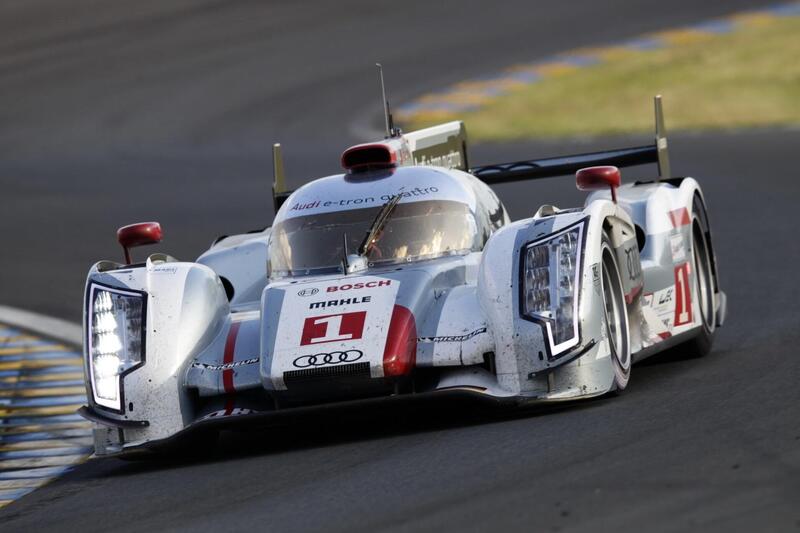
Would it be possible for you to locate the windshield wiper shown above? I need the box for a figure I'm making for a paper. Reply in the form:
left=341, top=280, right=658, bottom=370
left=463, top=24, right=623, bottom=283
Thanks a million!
left=358, top=194, right=401, bottom=257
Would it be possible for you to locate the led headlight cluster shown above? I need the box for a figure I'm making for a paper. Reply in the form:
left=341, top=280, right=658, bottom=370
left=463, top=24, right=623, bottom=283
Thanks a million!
left=522, top=221, right=585, bottom=356
left=87, top=285, right=145, bottom=412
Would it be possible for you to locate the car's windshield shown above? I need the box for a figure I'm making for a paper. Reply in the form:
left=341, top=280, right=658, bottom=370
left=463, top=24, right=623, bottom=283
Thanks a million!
left=269, top=200, right=479, bottom=278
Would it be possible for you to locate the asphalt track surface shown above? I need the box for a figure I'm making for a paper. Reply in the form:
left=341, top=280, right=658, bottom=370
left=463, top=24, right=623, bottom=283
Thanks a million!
left=1, top=1, right=798, bottom=531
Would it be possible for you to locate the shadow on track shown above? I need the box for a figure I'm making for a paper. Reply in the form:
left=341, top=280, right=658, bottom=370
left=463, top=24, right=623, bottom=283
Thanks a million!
left=91, top=341, right=711, bottom=477
left=98, top=395, right=607, bottom=476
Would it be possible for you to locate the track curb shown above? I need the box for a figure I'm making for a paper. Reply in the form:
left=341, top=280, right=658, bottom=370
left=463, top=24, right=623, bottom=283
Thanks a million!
left=0, top=306, right=81, bottom=347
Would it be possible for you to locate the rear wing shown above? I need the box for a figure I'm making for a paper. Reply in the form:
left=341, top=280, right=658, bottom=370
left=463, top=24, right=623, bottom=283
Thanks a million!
left=471, top=95, right=671, bottom=184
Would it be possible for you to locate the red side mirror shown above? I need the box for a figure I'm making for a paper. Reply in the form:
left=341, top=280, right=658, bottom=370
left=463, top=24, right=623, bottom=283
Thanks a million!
left=117, top=222, right=162, bottom=264
left=576, top=166, right=621, bottom=203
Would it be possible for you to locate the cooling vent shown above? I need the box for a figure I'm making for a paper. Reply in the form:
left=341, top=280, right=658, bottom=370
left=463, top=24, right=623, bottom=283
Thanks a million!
left=283, top=362, right=371, bottom=386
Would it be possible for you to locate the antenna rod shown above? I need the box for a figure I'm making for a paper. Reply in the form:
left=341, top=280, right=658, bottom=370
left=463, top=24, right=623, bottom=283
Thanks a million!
left=376, top=63, right=391, bottom=137
left=341, top=232, right=350, bottom=274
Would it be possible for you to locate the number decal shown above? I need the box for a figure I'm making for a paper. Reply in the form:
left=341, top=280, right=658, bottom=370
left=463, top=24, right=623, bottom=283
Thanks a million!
left=624, top=246, right=642, bottom=281
left=300, top=311, right=367, bottom=346
left=674, top=262, right=693, bottom=326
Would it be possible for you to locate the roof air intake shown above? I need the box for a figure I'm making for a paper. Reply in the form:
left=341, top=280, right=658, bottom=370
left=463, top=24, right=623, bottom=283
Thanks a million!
left=341, top=143, right=396, bottom=173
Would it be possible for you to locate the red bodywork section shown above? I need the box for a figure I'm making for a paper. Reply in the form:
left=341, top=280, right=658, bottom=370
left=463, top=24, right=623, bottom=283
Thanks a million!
left=668, top=208, right=691, bottom=228
left=222, top=321, right=241, bottom=394
left=382, top=305, right=417, bottom=377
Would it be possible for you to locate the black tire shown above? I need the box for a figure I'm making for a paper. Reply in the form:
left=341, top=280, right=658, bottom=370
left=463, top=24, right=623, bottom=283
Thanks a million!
left=679, top=213, right=716, bottom=358
left=600, top=234, right=631, bottom=392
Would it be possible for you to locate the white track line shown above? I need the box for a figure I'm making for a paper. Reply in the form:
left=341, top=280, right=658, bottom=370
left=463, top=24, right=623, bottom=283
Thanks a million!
left=0, top=306, right=81, bottom=346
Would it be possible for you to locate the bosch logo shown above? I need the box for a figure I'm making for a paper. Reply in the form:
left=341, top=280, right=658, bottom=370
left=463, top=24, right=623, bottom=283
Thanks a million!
left=297, top=287, right=319, bottom=297
left=292, top=349, right=364, bottom=368
left=326, top=279, right=392, bottom=292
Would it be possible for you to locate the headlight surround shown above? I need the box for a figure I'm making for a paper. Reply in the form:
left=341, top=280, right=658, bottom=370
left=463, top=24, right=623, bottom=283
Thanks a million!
left=86, top=284, right=146, bottom=412
left=521, top=220, right=586, bottom=357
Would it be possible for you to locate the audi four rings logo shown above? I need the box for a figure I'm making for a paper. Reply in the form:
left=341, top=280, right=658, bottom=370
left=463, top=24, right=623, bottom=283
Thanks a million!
left=297, top=287, right=319, bottom=297
left=292, top=349, right=364, bottom=368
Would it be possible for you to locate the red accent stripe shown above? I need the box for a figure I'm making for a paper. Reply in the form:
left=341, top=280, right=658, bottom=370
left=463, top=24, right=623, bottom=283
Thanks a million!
left=223, top=397, right=235, bottom=416
left=673, top=262, right=693, bottom=326
left=668, top=208, right=690, bottom=228
left=382, top=305, right=417, bottom=378
left=657, top=331, right=672, bottom=340
left=222, top=321, right=241, bottom=394
left=624, top=284, right=643, bottom=304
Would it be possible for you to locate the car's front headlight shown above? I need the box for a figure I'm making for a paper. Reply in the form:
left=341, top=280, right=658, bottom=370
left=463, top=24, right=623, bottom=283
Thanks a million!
left=521, top=220, right=586, bottom=356
left=87, top=284, right=146, bottom=412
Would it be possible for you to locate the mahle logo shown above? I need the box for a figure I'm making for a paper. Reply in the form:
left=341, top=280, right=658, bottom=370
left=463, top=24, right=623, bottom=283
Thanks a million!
left=297, top=287, right=319, bottom=297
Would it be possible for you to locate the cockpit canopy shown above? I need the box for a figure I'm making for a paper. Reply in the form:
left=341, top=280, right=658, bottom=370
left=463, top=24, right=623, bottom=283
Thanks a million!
left=268, top=166, right=508, bottom=278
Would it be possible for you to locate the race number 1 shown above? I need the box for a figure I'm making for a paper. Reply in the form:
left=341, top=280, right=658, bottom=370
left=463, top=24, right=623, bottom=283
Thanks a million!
left=300, top=311, right=367, bottom=346
left=674, top=262, right=693, bottom=326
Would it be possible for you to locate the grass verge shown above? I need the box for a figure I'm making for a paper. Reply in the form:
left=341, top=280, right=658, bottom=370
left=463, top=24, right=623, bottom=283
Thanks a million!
left=403, top=16, right=800, bottom=140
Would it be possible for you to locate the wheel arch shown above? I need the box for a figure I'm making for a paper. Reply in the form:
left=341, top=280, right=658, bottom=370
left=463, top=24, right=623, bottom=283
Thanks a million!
left=582, top=198, right=646, bottom=359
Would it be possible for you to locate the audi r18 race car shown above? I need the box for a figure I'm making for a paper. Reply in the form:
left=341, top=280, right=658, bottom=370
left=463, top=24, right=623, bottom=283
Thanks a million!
left=79, top=95, right=726, bottom=457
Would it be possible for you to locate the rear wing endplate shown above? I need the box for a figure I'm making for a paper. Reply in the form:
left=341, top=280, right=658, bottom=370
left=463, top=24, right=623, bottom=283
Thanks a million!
left=272, top=143, right=292, bottom=212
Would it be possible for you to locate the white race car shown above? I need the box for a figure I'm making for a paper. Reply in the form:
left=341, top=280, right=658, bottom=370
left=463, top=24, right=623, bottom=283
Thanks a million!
left=79, top=96, right=726, bottom=457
